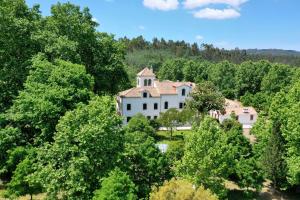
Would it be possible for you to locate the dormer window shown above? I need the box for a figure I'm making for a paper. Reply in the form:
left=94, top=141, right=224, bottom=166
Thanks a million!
left=143, top=92, right=147, bottom=98
left=182, top=89, right=186, bottom=96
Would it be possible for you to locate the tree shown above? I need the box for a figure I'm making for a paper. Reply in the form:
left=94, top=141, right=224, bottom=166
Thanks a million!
left=5, top=56, right=94, bottom=145
left=0, top=127, right=23, bottom=181
left=183, top=60, right=209, bottom=82
left=6, top=148, right=42, bottom=200
left=187, top=81, right=225, bottom=117
left=159, top=108, right=180, bottom=138
left=252, top=92, right=290, bottom=190
left=150, top=178, right=218, bottom=200
left=208, top=61, right=236, bottom=98
left=235, top=60, right=271, bottom=97
left=176, top=117, right=231, bottom=198
left=93, top=168, right=137, bottom=200
left=222, top=119, right=264, bottom=191
left=280, top=81, right=300, bottom=186
left=0, top=0, right=41, bottom=111
left=261, top=64, right=292, bottom=93
left=158, top=58, right=186, bottom=81
left=240, top=92, right=272, bottom=112
left=32, top=96, right=124, bottom=199
left=120, top=131, right=170, bottom=199
left=34, top=2, right=130, bottom=94
left=125, top=113, right=155, bottom=137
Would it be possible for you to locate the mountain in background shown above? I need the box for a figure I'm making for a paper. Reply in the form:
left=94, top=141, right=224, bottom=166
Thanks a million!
left=246, top=49, right=300, bottom=57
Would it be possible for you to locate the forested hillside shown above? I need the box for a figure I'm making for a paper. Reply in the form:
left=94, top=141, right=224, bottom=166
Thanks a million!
left=122, top=36, right=300, bottom=77
left=0, top=1, right=300, bottom=200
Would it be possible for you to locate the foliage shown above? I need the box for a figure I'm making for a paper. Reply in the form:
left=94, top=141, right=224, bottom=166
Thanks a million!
left=187, top=81, right=225, bottom=116
left=150, top=178, right=218, bottom=200
left=176, top=117, right=231, bottom=198
left=5, top=56, right=94, bottom=145
left=6, top=147, right=42, bottom=199
left=207, top=61, right=236, bottom=98
left=158, top=58, right=186, bottom=81
left=120, top=131, right=171, bottom=199
left=93, top=168, right=137, bottom=200
left=222, top=119, right=264, bottom=191
left=183, top=60, right=209, bottom=82
left=0, top=127, right=23, bottom=181
left=32, top=96, right=124, bottom=199
left=159, top=108, right=181, bottom=138
left=240, top=92, right=272, bottom=112
left=0, top=0, right=41, bottom=111
left=125, top=113, right=155, bottom=137
left=261, top=63, right=292, bottom=93
left=235, top=60, right=271, bottom=97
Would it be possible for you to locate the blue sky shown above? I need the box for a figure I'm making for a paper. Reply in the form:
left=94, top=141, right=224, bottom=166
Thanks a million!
left=25, top=0, right=300, bottom=50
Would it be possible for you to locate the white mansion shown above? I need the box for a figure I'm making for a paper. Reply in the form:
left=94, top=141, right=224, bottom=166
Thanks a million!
left=117, top=67, right=194, bottom=124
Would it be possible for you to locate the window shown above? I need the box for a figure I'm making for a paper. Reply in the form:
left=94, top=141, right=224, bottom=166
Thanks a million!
left=154, top=103, right=158, bottom=110
left=127, top=117, right=131, bottom=122
left=154, top=116, right=158, bottom=120
left=127, top=104, right=131, bottom=111
left=164, top=101, right=168, bottom=109
left=144, top=79, right=147, bottom=86
left=182, top=89, right=186, bottom=96
left=147, top=116, right=151, bottom=120
left=250, top=114, right=254, bottom=120
left=236, top=115, right=239, bottom=121
left=143, top=103, right=147, bottom=110
left=179, top=102, right=183, bottom=109
left=148, top=79, right=152, bottom=86
left=143, top=92, right=147, bottom=98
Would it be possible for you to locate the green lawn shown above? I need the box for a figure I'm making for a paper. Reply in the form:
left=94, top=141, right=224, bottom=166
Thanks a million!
left=155, top=130, right=193, bottom=150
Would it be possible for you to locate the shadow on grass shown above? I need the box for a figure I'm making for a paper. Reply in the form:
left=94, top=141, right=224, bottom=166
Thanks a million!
left=228, top=189, right=300, bottom=200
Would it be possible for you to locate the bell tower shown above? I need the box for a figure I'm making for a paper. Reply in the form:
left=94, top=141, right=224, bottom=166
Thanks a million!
left=136, top=67, right=155, bottom=87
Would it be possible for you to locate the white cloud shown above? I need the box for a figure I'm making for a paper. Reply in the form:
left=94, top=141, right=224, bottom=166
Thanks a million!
left=183, top=0, right=248, bottom=9
left=138, top=25, right=146, bottom=30
left=143, top=0, right=179, bottom=11
left=196, top=35, right=204, bottom=40
left=193, top=8, right=240, bottom=19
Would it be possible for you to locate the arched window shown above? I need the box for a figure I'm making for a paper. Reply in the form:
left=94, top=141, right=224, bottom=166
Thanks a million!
left=144, top=79, right=147, bottom=86
left=182, top=89, right=186, bottom=96
left=148, top=79, right=152, bottom=86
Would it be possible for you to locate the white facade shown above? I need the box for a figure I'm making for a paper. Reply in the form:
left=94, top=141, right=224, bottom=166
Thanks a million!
left=210, top=99, right=258, bottom=128
left=117, top=68, right=194, bottom=124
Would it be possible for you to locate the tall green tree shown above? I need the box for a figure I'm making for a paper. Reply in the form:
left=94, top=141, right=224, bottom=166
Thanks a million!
left=5, top=56, right=94, bottom=145
left=235, top=60, right=271, bottom=97
left=176, top=117, right=231, bottom=198
left=125, top=113, right=155, bottom=137
left=187, top=81, right=225, bottom=117
left=182, top=60, right=209, bottom=82
left=38, top=2, right=130, bottom=94
left=208, top=61, right=236, bottom=98
left=32, top=96, right=124, bottom=199
left=0, top=0, right=41, bottom=111
left=159, top=108, right=180, bottom=138
left=280, top=81, right=300, bottom=186
left=261, top=63, right=292, bottom=93
left=120, top=131, right=170, bottom=199
left=158, top=58, right=186, bottom=81
left=6, top=147, right=42, bottom=200
left=93, top=168, right=137, bottom=200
